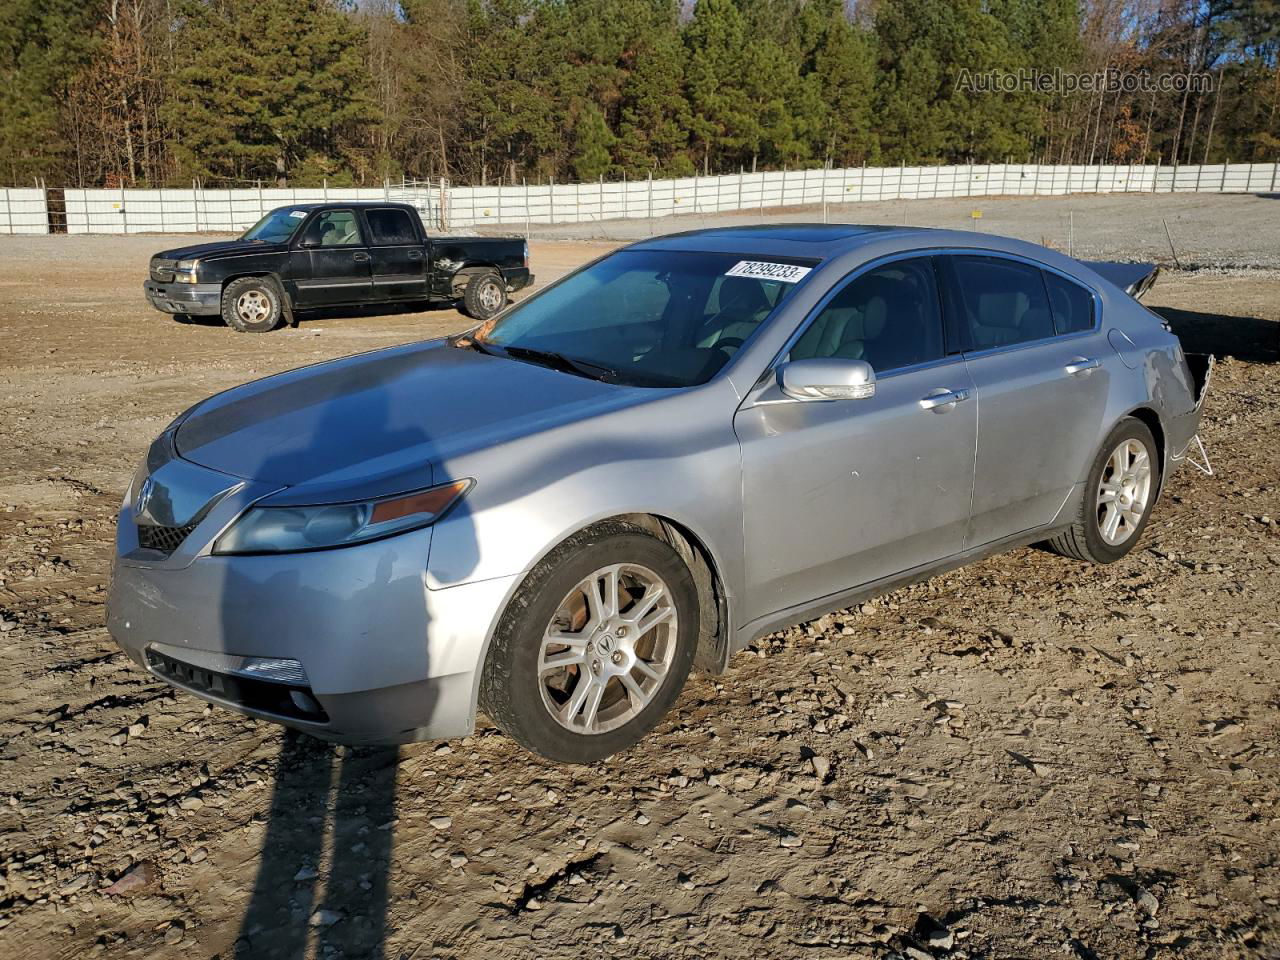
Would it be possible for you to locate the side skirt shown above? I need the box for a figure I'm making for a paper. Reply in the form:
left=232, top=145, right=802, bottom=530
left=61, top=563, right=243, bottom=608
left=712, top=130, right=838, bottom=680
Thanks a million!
left=731, top=523, right=1072, bottom=653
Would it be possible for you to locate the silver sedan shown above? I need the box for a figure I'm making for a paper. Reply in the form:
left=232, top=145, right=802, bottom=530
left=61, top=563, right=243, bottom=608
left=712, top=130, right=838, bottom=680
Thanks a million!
left=108, top=225, right=1210, bottom=762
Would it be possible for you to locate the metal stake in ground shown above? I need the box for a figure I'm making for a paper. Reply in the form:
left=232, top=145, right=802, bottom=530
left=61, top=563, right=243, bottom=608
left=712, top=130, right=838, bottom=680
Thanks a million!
left=1162, top=218, right=1183, bottom=270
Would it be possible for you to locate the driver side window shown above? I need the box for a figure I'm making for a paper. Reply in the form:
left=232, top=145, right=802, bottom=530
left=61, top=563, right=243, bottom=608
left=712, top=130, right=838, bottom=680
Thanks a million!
left=790, top=258, right=945, bottom=373
left=304, top=210, right=363, bottom=247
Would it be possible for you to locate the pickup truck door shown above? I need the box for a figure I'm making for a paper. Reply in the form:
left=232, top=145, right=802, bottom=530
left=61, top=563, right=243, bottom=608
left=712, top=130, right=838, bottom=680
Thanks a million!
left=291, top=209, right=374, bottom=307
left=361, top=207, right=430, bottom=300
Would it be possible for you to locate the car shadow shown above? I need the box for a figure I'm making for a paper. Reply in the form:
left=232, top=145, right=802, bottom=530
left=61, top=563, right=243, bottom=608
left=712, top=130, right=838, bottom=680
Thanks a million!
left=234, top=736, right=400, bottom=959
left=172, top=299, right=462, bottom=331
left=213, top=362, right=481, bottom=958
left=1149, top=305, right=1279, bottom=364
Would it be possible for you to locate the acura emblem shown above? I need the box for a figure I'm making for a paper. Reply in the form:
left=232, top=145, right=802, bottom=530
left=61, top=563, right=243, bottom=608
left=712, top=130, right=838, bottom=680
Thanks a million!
left=134, top=476, right=156, bottom=518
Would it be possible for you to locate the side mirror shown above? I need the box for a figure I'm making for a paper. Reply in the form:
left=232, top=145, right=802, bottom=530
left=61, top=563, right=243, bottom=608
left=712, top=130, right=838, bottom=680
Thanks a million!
left=778, top=358, right=877, bottom=401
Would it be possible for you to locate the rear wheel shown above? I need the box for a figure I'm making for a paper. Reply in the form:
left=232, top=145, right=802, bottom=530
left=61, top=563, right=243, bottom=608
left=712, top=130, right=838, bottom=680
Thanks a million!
left=479, top=522, right=698, bottom=763
left=1045, top=418, right=1159, bottom=563
left=221, top=276, right=284, bottom=333
left=461, top=271, right=507, bottom=321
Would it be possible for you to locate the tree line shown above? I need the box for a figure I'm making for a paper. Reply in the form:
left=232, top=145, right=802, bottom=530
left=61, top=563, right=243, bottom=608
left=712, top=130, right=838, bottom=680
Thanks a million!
left=1, top=0, right=1276, bottom=188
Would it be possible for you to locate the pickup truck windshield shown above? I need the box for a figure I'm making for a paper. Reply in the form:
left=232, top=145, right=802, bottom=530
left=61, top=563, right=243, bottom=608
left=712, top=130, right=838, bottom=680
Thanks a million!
left=471, top=249, right=815, bottom=387
left=242, top=208, right=307, bottom=243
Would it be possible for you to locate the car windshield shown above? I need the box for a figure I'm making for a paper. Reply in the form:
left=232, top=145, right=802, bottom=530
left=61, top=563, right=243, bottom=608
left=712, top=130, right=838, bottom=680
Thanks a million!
left=242, top=207, right=307, bottom=243
left=468, top=249, right=815, bottom=387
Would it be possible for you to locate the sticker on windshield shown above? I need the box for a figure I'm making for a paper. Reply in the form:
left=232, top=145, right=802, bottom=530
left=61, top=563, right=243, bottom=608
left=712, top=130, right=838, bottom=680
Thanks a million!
left=725, top=260, right=812, bottom=283
left=288, top=210, right=306, bottom=218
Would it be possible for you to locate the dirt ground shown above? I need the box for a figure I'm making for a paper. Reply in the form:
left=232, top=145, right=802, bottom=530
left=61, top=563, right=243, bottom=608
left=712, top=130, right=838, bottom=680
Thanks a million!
left=0, top=227, right=1277, bottom=960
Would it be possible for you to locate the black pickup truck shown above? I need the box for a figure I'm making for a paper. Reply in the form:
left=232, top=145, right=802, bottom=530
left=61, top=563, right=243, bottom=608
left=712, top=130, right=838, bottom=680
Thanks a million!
left=143, top=202, right=533, bottom=332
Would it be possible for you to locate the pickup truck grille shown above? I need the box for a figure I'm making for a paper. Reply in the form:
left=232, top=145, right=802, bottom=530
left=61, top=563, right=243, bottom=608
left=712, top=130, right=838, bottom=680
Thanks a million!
left=137, top=521, right=197, bottom=555
left=150, top=258, right=177, bottom=282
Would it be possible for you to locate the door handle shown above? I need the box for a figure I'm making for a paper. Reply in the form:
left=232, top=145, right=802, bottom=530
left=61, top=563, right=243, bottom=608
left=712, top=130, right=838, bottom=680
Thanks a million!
left=352, top=251, right=370, bottom=262
left=407, top=250, right=423, bottom=260
left=919, top=387, right=971, bottom=412
left=1064, top=356, right=1100, bottom=376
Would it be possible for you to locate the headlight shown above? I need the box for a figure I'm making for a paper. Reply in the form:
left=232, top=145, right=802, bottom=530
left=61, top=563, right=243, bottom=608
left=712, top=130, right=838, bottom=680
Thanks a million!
left=174, top=259, right=199, bottom=283
left=212, top=479, right=472, bottom=555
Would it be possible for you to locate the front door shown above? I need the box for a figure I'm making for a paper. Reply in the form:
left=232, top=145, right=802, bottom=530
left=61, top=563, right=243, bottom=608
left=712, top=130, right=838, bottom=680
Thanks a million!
left=292, top=209, right=374, bottom=307
left=735, top=257, right=977, bottom=626
left=362, top=207, right=429, bottom=300
left=939, top=254, right=1111, bottom=546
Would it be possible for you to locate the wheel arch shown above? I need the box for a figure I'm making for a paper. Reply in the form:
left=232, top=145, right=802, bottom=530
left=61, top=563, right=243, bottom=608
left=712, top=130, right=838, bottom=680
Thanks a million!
left=467, top=509, right=732, bottom=728
left=449, top=262, right=502, bottom=296
left=1121, top=405, right=1167, bottom=493
left=220, top=272, right=295, bottom=325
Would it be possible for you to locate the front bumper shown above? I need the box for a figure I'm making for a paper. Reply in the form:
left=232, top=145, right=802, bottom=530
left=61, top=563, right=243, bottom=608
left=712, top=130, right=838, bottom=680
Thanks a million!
left=143, top=280, right=222, bottom=316
left=108, top=522, right=519, bottom=744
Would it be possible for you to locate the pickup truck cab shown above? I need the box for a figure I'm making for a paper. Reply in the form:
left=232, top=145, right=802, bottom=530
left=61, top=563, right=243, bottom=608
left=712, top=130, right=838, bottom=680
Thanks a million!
left=143, top=202, right=533, bottom=332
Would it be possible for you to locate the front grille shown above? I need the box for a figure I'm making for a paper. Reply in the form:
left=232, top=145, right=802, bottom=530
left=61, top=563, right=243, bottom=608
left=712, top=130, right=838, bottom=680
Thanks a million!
left=146, top=649, right=329, bottom=724
left=136, top=521, right=197, bottom=555
left=150, top=258, right=176, bottom=282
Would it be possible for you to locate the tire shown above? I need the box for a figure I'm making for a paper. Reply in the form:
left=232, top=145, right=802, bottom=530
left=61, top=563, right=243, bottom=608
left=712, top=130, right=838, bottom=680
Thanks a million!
left=1045, top=417, right=1160, bottom=564
left=221, top=276, right=285, bottom=333
left=479, top=521, right=699, bottom=763
left=461, top=271, right=507, bottom=321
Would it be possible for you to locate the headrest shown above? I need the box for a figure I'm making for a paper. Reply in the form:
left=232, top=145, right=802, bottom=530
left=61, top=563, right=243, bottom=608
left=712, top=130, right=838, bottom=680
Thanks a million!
left=717, top=276, right=771, bottom=315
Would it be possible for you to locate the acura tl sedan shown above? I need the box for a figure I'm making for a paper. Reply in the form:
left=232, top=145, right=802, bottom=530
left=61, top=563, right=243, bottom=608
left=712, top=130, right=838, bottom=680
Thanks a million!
left=108, top=225, right=1210, bottom=762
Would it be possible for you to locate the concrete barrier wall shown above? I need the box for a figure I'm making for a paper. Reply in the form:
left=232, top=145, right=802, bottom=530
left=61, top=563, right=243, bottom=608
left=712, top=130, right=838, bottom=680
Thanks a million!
left=3, top=163, right=1277, bottom=235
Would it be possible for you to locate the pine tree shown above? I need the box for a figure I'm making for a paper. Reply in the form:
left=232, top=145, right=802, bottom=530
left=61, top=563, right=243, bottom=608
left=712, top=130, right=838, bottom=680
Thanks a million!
left=165, top=0, right=375, bottom=184
left=0, top=0, right=100, bottom=183
left=874, top=0, right=1019, bottom=163
left=570, top=100, right=615, bottom=180
left=683, top=0, right=753, bottom=173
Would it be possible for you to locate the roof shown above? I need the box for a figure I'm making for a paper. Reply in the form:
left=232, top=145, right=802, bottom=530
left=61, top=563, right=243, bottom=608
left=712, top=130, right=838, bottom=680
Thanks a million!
left=631, top=223, right=937, bottom=258
left=273, top=201, right=419, bottom=211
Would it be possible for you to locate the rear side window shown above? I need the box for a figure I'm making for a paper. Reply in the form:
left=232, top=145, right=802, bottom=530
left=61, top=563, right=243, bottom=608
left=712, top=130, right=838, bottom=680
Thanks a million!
left=1043, top=270, right=1095, bottom=335
left=365, top=208, right=417, bottom=245
left=949, top=255, right=1055, bottom=350
left=790, top=258, right=944, bottom=373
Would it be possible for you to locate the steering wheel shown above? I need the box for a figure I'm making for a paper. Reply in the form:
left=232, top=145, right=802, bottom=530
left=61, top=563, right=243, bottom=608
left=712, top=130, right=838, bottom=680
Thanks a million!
left=713, top=336, right=746, bottom=354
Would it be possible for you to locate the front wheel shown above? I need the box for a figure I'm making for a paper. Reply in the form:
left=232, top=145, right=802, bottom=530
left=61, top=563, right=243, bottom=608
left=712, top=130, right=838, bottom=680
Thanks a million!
left=460, top=271, right=507, bottom=321
left=221, top=276, right=284, bottom=333
left=1045, top=418, right=1160, bottom=563
left=479, top=522, right=698, bottom=763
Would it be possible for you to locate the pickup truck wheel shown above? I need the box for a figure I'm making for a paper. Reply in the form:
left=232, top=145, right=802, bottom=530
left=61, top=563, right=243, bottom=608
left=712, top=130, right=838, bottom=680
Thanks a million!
left=222, top=277, right=284, bottom=333
left=461, top=271, right=507, bottom=321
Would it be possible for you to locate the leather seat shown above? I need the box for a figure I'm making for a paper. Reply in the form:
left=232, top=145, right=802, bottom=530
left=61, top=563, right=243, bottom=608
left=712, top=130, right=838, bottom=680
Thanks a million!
left=697, top=277, right=774, bottom=349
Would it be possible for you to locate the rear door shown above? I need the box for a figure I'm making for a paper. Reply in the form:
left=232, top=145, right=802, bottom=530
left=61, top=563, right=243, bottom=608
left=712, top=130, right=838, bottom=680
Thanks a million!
left=362, top=207, right=429, bottom=300
left=734, top=256, right=977, bottom=624
left=292, top=209, right=373, bottom=307
left=940, top=254, right=1110, bottom=547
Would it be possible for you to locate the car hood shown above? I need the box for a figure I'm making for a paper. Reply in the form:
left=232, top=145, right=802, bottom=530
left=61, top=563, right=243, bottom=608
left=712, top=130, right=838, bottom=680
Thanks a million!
left=174, top=340, right=651, bottom=503
left=153, top=238, right=287, bottom=260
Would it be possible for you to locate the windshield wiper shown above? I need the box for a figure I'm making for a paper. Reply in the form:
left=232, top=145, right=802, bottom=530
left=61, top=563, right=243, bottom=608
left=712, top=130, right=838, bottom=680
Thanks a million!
left=500, top=345, right=621, bottom=383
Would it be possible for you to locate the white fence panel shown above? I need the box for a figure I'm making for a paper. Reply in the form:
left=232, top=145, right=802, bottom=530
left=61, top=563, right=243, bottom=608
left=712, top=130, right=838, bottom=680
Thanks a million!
left=0, top=188, right=49, bottom=234
left=13, top=161, right=1278, bottom=234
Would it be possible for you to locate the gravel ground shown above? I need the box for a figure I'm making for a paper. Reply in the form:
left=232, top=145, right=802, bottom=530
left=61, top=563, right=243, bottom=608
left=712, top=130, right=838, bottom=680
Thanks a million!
left=0, top=224, right=1277, bottom=960
left=516, top=192, right=1280, bottom=270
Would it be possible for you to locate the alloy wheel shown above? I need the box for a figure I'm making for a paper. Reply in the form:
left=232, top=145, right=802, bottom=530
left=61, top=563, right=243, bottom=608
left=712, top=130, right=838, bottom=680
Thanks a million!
left=478, top=280, right=503, bottom=313
left=538, top=562, right=678, bottom=735
left=235, top=289, right=272, bottom=324
left=1096, top=437, right=1152, bottom=545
